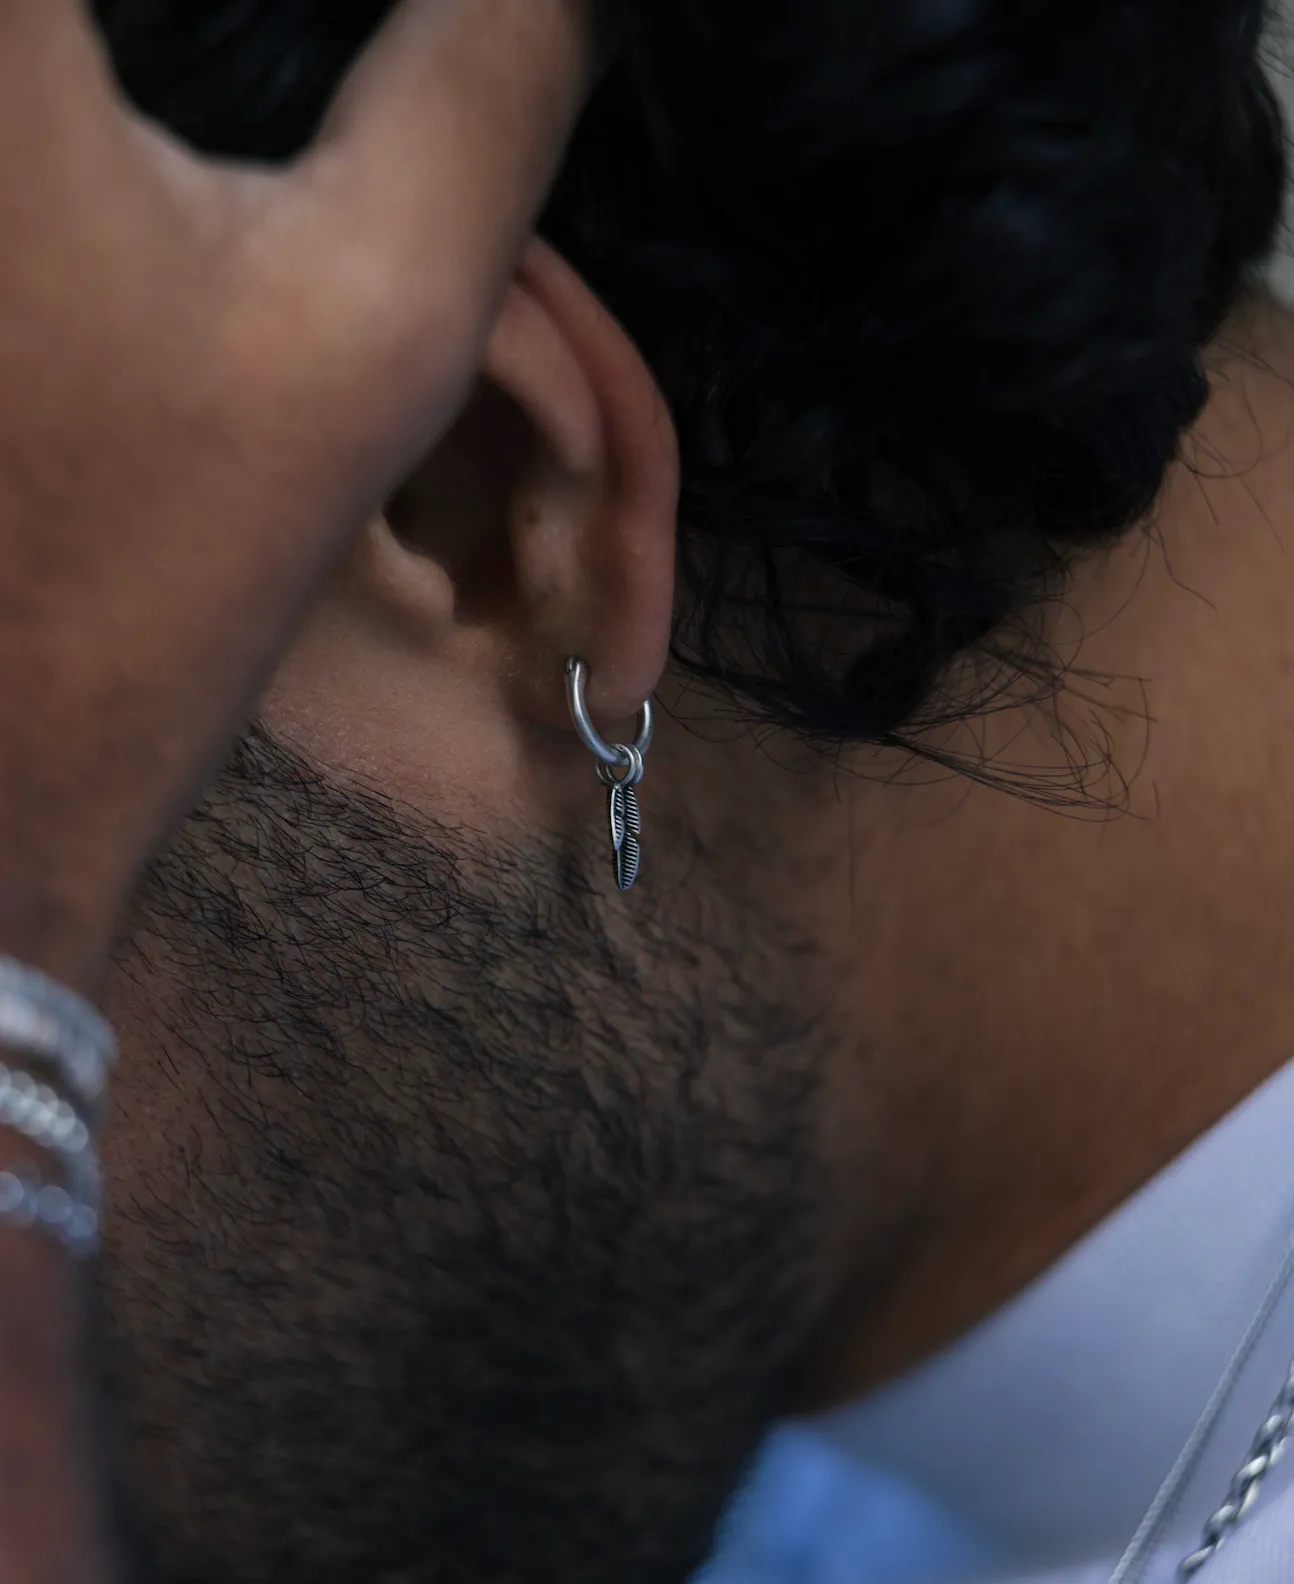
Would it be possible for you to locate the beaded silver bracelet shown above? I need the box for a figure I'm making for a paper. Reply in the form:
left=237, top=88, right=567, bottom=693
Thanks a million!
left=0, top=1162, right=98, bottom=1256
left=0, top=957, right=116, bottom=1116
left=0, top=1059, right=100, bottom=1257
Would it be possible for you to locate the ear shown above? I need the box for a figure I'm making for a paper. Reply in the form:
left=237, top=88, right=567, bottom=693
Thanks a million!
left=258, top=238, right=679, bottom=812
left=484, top=238, right=681, bottom=730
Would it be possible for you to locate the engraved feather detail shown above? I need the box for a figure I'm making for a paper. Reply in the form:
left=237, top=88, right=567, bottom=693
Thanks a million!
left=607, top=781, right=642, bottom=891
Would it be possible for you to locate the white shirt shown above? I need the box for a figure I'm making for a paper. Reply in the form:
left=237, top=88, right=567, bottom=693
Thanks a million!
left=704, top=1060, right=1294, bottom=1583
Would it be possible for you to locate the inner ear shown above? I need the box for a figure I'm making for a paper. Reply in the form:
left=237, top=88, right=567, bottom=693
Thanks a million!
left=384, top=381, right=538, bottom=622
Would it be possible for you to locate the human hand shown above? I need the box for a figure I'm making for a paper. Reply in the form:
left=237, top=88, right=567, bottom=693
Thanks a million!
left=0, top=0, right=591, bottom=993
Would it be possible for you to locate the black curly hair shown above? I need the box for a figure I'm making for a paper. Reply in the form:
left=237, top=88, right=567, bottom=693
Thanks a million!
left=94, top=0, right=1287, bottom=751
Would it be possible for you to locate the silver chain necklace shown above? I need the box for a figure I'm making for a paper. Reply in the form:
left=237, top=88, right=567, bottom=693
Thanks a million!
left=1109, top=1228, right=1294, bottom=1584
left=1177, top=1358, right=1294, bottom=1576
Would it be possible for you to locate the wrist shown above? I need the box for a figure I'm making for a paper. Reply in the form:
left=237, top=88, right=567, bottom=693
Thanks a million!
left=0, top=882, right=120, bottom=1002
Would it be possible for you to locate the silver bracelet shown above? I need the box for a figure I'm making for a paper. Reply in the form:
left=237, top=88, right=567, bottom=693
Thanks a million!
left=0, top=1059, right=100, bottom=1257
left=0, top=1161, right=98, bottom=1256
left=0, top=956, right=116, bottom=1116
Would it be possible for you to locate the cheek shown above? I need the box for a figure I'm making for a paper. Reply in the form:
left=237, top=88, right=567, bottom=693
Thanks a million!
left=256, top=590, right=588, bottom=852
left=258, top=649, right=526, bottom=840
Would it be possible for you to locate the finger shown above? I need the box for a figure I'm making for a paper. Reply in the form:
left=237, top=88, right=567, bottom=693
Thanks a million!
left=0, top=2, right=83, bottom=43
left=0, top=3, right=125, bottom=124
left=298, top=0, right=594, bottom=314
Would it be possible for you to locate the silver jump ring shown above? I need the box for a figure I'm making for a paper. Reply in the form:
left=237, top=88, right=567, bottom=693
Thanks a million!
left=596, top=744, right=644, bottom=790
left=564, top=658, right=653, bottom=770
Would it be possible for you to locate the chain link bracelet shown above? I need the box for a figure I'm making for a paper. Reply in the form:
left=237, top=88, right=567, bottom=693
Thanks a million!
left=0, top=955, right=113, bottom=1259
left=0, top=957, right=116, bottom=1116
left=0, top=1161, right=98, bottom=1256
left=0, top=1073, right=101, bottom=1272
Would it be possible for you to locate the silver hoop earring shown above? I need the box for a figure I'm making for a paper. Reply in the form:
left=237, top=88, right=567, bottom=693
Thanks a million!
left=565, top=658, right=653, bottom=892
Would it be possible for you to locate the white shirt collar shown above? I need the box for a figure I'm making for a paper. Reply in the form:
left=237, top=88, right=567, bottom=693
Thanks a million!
left=812, top=1059, right=1294, bottom=1580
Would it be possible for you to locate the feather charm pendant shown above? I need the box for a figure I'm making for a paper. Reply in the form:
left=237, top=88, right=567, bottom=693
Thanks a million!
left=607, top=780, right=643, bottom=891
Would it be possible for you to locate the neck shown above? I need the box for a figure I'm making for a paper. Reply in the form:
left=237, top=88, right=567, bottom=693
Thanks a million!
left=797, top=291, right=1294, bottom=1406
